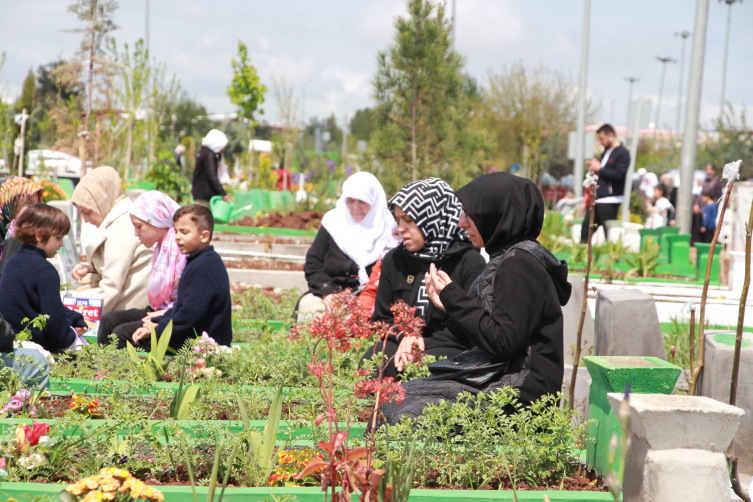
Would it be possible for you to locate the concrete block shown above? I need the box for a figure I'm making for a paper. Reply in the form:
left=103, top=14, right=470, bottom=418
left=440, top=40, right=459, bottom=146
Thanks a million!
left=702, top=330, right=753, bottom=472
left=561, top=363, right=591, bottom=420
left=608, top=393, right=744, bottom=502
left=214, top=241, right=310, bottom=256
left=584, top=356, right=681, bottom=476
left=562, top=275, right=595, bottom=364
left=226, top=268, right=307, bottom=291
left=595, top=289, right=667, bottom=360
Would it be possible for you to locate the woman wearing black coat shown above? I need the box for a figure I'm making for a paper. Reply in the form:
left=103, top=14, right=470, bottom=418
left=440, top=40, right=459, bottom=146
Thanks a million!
left=362, top=178, right=485, bottom=379
left=381, top=172, right=572, bottom=425
left=192, top=129, right=229, bottom=206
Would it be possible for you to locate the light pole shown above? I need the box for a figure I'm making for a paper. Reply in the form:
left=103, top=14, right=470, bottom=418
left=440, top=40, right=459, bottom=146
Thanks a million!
left=719, top=0, right=741, bottom=117
left=625, top=77, right=640, bottom=133
left=678, top=0, right=711, bottom=235
left=451, top=0, right=457, bottom=51
left=654, top=56, right=677, bottom=137
left=573, top=0, right=591, bottom=198
left=674, top=31, right=691, bottom=140
left=300, top=80, right=306, bottom=153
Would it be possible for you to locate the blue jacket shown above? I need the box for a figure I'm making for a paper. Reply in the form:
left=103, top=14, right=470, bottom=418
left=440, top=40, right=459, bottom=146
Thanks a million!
left=153, top=246, right=232, bottom=350
left=703, top=203, right=718, bottom=231
left=0, top=245, right=86, bottom=352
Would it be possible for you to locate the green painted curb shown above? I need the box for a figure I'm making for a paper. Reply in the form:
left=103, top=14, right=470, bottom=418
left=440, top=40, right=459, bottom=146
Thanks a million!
left=583, top=356, right=681, bottom=477
left=0, top=483, right=613, bottom=501
left=711, top=332, right=753, bottom=348
left=215, top=224, right=317, bottom=237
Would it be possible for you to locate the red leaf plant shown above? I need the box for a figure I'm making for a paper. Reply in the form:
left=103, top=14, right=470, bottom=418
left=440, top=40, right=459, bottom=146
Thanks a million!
left=289, top=291, right=424, bottom=501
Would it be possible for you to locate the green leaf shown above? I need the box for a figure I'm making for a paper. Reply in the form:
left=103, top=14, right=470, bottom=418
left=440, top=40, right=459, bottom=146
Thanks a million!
left=59, top=490, right=78, bottom=502
left=155, top=320, right=173, bottom=364
left=236, top=394, right=251, bottom=431
left=206, top=442, right=223, bottom=502
left=125, top=341, right=141, bottom=365
left=176, top=385, right=201, bottom=420
left=179, top=435, right=199, bottom=502
left=260, top=386, right=283, bottom=468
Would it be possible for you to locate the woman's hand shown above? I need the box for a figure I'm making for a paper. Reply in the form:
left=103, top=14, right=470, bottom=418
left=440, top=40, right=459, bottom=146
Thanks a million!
left=425, top=263, right=452, bottom=311
left=394, top=336, right=425, bottom=372
left=71, top=263, right=92, bottom=281
left=74, top=326, right=88, bottom=336
left=132, top=327, right=150, bottom=345
left=143, top=310, right=166, bottom=321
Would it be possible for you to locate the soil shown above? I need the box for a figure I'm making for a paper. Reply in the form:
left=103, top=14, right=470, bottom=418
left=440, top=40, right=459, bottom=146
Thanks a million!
left=231, top=283, right=288, bottom=299
left=214, top=236, right=307, bottom=245
left=232, top=211, right=323, bottom=230
left=224, top=258, right=304, bottom=271
left=420, top=466, right=606, bottom=492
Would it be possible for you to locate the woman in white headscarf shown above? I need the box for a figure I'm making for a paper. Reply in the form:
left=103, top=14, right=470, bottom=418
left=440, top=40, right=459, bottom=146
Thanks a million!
left=192, top=129, right=230, bottom=207
left=297, top=172, right=393, bottom=322
left=639, top=172, right=659, bottom=199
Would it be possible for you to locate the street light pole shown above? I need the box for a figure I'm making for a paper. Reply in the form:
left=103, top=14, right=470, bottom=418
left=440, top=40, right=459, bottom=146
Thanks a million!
left=674, top=31, right=691, bottom=140
left=654, top=56, right=677, bottom=138
left=451, top=0, right=457, bottom=52
left=678, top=0, right=711, bottom=234
left=573, top=0, right=591, bottom=198
left=719, top=0, right=740, bottom=118
left=625, top=77, right=639, bottom=133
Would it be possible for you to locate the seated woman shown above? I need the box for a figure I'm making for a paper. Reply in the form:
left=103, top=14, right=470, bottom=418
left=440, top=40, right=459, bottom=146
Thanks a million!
left=0, top=177, right=44, bottom=277
left=71, top=167, right=152, bottom=313
left=297, top=172, right=394, bottom=322
left=362, top=178, right=485, bottom=378
left=97, top=191, right=186, bottom=347
left=381, top=172, right=572, bottom=425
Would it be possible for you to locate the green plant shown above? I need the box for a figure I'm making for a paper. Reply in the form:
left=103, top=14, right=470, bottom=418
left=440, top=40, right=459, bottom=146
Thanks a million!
left=145, top=151, right=190, bottom=202
left=569, top=243, right=588, bottom=266
left=378, top=433, right=418, bottom=502
left=126, top=321, right=173, bottom=381
left=170, top=355, right=202, bottom=420
left=624, top=237, right=661, bottom=278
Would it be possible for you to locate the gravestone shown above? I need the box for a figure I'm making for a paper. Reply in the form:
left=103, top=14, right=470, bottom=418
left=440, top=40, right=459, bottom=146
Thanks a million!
left=584, top=355, right=681, bottom=476
left=608, top=393, right=743, bottom=502
left=595, top=289, right=666, bottom=360
left=701, top=330, right=753, bottom=472
left=562, top=275, right=595, bottom=364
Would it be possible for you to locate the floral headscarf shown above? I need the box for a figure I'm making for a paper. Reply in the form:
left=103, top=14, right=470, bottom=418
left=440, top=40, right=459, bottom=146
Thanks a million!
left=129, top=191, right=186, bottom=310
left=0, top=177, right=44, bottom=239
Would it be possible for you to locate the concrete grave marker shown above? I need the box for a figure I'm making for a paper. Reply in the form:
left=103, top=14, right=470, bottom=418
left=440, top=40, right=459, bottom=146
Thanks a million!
left=595, top=289, right=666, bottom=360
left=562, top=275, right=595, bottom=363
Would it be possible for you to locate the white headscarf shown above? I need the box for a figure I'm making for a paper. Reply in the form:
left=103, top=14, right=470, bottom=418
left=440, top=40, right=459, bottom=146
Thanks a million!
left=640, top=172, right=659, bottom=198
left=202, top=129, right=228, bottom=153
left=320, top=172, right=394, bottom=285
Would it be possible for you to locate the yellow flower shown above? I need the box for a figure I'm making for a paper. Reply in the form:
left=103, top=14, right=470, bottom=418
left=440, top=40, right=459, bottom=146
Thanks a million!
left=86, top=478, right=100, bottom=490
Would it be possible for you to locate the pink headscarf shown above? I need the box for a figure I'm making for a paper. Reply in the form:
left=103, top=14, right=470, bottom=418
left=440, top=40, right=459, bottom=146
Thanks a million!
left=129, top=191, right=186, bottom=310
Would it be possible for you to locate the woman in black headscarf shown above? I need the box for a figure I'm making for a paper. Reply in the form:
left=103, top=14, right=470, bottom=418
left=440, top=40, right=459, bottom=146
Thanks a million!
left=362, top=178, right=485, bottom=379
left=381, top=172, right=572, bottom=425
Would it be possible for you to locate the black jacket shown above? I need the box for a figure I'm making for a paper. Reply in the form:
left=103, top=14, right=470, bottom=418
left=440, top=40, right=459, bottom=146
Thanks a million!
left=596, top=144, right=630, bottom=199
left=0, top=236, right=22, bottom=278
left=0, top=245, right=86, bottom=352
left=372, top=242, right=485, bottom=349
left=192, top=146, right=226, bottom=201
left=153, top=246, right=232, bottom=350
left=303, top=227, right=373, bottom=297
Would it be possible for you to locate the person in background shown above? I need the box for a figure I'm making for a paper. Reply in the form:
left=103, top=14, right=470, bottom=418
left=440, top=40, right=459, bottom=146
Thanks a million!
left=174, top=144, right=186, bottom=175
left=580, top=124, right=630, bottom=243
left=71, top=166, right=151, bottom=313
left=298, top=172, right=393, bottom=322
left=0, top=177, right=43, bottom=277
left=692, top=164, right=722, bottom=245
left=645, top=183, right=674, bottom=230
left=276, top=161, right=293, bottom=191
left=381, top=173, right=571, bottom=425
left=660, top=173, right=678, bottom=211
left=97, top=191, right=186, bottom=347
left=554, top=191, right=581, bottom=216
left=700, top=191, right=718, bottom=243
left=361, top=178, right=486, bottom=379
left=639, top=172, right=658, bottom=199
left=358, top=224, right=401, bottom=316
left=0, top=204, right=89, bottom=353
left=192, top=129, right=230, bottom=207
left=133, top=205, right=231, bottom=351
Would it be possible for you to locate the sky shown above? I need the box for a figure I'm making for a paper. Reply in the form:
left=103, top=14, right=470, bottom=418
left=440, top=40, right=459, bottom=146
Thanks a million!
left=2, top=0, right=751, bottom=133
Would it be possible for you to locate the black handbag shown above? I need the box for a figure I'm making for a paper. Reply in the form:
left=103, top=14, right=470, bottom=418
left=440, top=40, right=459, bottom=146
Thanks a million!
left=0, top=314, right=15, bottom=354
left=427, top=348, right=509, bottom=389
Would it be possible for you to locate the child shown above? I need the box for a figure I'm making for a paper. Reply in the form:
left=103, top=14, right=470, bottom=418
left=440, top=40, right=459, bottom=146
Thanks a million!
left=131, top=204, right=231, bottom=350
left=0, top=203, right=89, bottom=353
left=700, top=191, right=718, bottom=243
left=645, top=183, right=674, bottom=229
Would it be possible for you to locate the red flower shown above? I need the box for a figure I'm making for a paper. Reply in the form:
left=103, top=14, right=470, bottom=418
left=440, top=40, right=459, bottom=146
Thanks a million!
left=354, top=377, right=406, bottom=407
left=24, top=422, right=50, bottom=446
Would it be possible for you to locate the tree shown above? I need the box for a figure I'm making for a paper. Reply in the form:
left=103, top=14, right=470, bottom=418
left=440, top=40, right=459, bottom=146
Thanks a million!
left=349, top=108, right=376, bottom=141
left=227, top=40, right=266, bottom=184
left=370, top=0, right=488, bottom=192
left=270, top=75, right=299, bottom=170
left=700, top=106, right=753, bottom=179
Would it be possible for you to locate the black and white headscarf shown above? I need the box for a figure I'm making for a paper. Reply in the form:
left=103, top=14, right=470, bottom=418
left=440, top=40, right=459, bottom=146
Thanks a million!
left=388, top=178, right=470, bottom=319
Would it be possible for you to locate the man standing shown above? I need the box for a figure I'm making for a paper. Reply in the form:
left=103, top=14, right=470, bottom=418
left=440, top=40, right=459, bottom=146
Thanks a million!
left=580, top=124, right=630, bottom=243
left=692, top=163, right=722, bottom=244
left=174, top=144, right=186, bottom=175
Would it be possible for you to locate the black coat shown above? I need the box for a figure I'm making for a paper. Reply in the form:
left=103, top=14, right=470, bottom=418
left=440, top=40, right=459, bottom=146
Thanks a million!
left=372, top=242, right=485, bottom=349
left=595, top=144, right=630, bottom=199
left=0, top=236, right=22, bottom=278
left=192, top=146, right=226, bottom=201
left=303, top=227, right=373, bottom=297
left=153, top=246, right=232, bottom=350
left=0, top=245, right=86, bottom=352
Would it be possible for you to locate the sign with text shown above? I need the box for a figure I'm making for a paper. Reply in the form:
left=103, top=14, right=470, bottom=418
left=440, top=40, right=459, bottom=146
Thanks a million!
left=63, top=297, right=103, bottom=336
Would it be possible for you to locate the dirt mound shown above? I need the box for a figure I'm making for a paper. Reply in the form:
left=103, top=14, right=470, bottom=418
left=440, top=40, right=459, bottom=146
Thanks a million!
left=233, top=211, right=323, bottom=230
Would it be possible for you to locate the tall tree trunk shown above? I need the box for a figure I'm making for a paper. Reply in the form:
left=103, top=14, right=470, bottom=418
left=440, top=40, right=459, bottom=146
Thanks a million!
left=82, top=0, right=97, bottom=172
left=93, top=115, right=100, bottom=168
left=251, top=125, right=258, bottom=187
left=411, top=77, right=418, bottom=182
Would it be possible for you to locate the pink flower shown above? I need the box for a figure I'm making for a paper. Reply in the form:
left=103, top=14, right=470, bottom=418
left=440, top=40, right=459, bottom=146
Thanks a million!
left=16, top=389, right=31, bottom=403
left=354, top=377, right=406, bottom=407
left=7, top=398, right=23, bottom=412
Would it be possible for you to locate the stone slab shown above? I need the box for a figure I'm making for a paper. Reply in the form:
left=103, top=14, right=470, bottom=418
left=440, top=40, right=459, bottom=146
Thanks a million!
left=214, top=240, right=311, bottom=256
left=701, top=330, right=753, bottom=472
left=594, top=289, right=667, bottom=360
left=226, top=269, right=307, bottom=291
left=562, top=363, right=591, bottom=420
left=563, top=275, right=595, bottom=364
left=583, top=356, right=681, bottom=476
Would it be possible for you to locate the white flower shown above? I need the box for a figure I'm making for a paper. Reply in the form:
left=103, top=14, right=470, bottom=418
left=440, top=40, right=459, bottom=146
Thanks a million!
left=723, top=159, right=742, bottom=183
left=583, top=173, right=599, bottom=188
left=37, top=436, right=52, bottom=447
left=18, top=453, right=46, bottom=470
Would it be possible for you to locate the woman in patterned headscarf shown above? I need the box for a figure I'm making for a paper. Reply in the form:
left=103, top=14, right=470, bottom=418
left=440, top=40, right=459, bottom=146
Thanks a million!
left=71, top=167, right=151, bottom=313
left=360, top=178, right=486, bottom=379
left=0, top=177, right=44, bottom=276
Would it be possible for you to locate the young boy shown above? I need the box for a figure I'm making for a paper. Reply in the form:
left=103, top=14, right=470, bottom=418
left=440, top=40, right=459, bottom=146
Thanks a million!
left=700, top=191, right=718, bottom=243
left=645, top=183, right=675, bottom=229
left=131, top=204, right=231, bottom=350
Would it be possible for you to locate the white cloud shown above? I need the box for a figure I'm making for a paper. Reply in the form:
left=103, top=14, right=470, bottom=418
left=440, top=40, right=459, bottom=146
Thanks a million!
left=455, top=0, right=526, bottom=50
